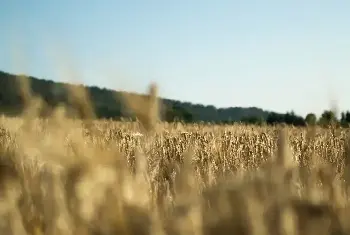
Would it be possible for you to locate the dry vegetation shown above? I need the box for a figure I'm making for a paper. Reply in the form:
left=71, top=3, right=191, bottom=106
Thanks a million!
left=1, top=77, right=350, bottom=235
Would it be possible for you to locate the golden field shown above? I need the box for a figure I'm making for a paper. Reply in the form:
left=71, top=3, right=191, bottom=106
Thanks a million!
left=0, top=83, right=350, bottom=235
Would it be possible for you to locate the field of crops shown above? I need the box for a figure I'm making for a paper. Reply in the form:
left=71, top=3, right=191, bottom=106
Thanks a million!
left=0, top=114, right=349, bottom=235
left=0, top=83, right=348, bottom=235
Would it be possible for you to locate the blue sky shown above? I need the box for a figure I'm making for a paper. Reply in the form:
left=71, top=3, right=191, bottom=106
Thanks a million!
left=1, top=0, right=350, bottom=117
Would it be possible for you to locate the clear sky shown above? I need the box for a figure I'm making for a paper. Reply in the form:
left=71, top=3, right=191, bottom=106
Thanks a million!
left=1, top=0, right=350, bottom=117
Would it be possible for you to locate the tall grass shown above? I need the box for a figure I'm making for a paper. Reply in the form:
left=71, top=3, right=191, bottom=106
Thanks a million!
left=0, top=71, right=349, bottom=235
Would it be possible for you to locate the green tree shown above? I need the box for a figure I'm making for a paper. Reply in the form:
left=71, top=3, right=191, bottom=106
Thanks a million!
left=164, top=105, right=194, bottom=123
left=283, top=111, right=305, bottom=126
left=340, top=111, right=350, bottom=127
left=241, top=115, right=265, bottom=125
left=266, top=111, right=305, bottom=126
left=266, top=112, right=285, bottom=125
left=305, top=113, right=317, bottom=126
left=318, top=110, right=338, bottom=127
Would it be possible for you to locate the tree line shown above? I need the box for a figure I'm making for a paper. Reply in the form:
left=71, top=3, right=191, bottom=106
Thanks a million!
left=0, top=71, right=197, bottom=123
left=0, top=70, right=348, bottom=126
left=239, top=110, right=350, bottom=127
left=0, top=71, right=271, bottom=123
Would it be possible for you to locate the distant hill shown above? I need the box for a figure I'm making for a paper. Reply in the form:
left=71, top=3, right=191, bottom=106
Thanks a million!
left=0, top=70, right=276, bottom=123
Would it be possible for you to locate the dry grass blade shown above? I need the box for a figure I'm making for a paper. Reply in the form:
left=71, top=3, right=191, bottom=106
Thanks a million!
left=121, top=83, right=159, bottom=133
left=276, top=127, right=295, bottom=169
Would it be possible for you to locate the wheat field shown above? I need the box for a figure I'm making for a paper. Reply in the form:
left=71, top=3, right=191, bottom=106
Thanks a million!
left=0, top=81, right=350, bottom=235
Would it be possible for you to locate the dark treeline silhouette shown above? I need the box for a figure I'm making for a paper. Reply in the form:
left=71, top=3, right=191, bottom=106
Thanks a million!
left=0, top=70, right=348, bottom=126
left=240, top=110, right=350, bottom=128
left=0, top=70, right=270, bottom=123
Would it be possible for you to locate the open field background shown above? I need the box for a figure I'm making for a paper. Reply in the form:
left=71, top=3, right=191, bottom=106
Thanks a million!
left=1, top=110, right=350, bottom=235
left=0, top=68, right=348, bottom=235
